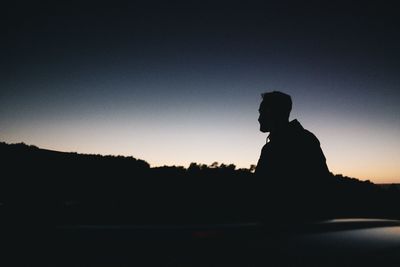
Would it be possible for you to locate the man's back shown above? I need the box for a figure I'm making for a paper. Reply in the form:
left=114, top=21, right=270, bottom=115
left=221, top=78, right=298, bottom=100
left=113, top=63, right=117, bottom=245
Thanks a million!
left=255, top=119, right=329, bottom=186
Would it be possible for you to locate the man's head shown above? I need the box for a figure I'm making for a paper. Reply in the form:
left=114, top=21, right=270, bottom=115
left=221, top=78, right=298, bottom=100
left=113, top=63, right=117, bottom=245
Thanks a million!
left=258, top=91, right=292, bottom=133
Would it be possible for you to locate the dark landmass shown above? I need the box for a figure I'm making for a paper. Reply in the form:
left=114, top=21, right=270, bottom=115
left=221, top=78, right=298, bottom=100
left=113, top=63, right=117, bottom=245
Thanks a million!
left=1, top=141, right=399, bottom=225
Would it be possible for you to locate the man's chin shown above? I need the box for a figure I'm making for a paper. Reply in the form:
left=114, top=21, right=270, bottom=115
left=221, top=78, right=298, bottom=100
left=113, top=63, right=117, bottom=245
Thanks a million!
left=259, top=127, right=269, bottom=133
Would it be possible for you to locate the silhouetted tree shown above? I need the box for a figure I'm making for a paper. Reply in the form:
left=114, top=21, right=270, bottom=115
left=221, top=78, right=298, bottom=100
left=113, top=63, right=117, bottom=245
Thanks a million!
left=1, top=141, right=399, bottom=225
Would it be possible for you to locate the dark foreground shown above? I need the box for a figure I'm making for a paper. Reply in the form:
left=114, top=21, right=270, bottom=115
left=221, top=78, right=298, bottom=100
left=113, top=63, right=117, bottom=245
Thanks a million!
left=3, top=218, right=400, bottom=266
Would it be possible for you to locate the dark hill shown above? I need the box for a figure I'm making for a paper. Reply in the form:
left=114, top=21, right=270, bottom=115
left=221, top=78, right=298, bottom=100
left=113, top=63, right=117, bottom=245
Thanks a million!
left=1, top=141, right=399, bottom=225
left=0, top=142, right=254, bottom=224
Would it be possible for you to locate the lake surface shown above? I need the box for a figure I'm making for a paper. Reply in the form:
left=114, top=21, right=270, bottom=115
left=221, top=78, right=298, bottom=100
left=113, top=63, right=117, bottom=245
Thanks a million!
left=4, top=218, right=400, bottom=266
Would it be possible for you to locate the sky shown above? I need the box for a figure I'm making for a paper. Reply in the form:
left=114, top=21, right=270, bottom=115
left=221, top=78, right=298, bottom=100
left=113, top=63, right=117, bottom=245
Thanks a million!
left=2, top=1, right=400, bottom=183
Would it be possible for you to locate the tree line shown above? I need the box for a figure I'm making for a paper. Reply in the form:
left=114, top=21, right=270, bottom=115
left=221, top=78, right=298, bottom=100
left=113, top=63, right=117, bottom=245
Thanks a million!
left=1, top=142, right=399, bottom=225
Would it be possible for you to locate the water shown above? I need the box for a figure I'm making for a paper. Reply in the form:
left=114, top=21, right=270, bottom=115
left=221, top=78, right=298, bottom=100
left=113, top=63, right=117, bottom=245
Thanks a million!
left=4, top=218, right=400, bottom=266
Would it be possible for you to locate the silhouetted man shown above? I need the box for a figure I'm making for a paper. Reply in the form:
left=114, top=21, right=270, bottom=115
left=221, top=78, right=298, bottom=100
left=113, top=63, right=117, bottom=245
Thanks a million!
left=256, top=91, right=330, bottom=219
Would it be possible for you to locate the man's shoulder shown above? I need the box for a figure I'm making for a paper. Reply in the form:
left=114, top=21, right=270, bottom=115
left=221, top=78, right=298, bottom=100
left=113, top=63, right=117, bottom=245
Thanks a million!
left=289, top=120, right=321, bottom=146
left=301, top=129, right=321, bottom=146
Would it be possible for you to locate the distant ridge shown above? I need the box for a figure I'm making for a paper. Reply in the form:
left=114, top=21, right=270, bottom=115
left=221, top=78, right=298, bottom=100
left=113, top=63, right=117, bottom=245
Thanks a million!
left=0, top=141, right=392, bottom=185
left=0, top=141, right=149, bottom=163
left=1, top=140, right=400, bottom=224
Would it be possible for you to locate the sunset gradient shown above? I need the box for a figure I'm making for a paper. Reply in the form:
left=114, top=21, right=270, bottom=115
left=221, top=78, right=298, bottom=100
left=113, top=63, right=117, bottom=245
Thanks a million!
left=2, top=2, right=399, bottom=183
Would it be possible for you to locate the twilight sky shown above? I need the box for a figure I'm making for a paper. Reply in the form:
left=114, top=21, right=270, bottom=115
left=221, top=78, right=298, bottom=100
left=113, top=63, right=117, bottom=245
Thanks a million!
left=2, top=1, right=400, bottom=183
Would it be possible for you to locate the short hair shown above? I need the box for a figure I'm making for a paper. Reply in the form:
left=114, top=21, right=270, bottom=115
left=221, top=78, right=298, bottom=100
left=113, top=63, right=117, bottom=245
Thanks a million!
left=261, top=91, right=292, bottom=119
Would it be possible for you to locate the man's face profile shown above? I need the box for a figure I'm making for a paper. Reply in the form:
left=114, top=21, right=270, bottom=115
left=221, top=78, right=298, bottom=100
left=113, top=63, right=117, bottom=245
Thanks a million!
left=258, top=91, right=292, bottom=133
left=258, top=101, right=273, bottom=133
